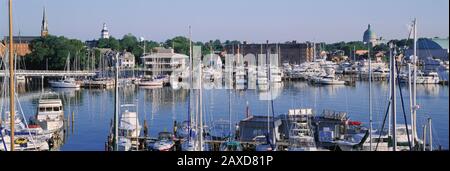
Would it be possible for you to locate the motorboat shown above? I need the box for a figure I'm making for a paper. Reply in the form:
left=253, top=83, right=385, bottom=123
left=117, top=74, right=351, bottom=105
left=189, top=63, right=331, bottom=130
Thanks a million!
left=35, top=92, right=64, bottom=133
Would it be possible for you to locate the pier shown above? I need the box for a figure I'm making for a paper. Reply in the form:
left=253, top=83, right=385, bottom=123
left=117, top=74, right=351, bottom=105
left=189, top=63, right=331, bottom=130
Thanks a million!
left=0, top=70, right=96, bottom=77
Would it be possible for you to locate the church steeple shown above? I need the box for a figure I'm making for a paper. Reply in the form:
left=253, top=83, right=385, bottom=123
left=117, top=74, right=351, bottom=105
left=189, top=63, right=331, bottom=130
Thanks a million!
left=41, top=7, right=48, bottom=37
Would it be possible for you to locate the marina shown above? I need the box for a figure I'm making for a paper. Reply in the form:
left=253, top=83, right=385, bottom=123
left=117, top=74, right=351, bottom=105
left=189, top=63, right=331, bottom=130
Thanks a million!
left=0, top=0, right=448, bottom=153
left=0, top=78, right=447, bottom=151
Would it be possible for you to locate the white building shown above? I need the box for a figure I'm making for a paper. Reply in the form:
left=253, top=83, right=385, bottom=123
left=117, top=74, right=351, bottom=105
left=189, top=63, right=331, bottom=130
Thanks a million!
left=141, top=47, right=188, bottom=78
left=101, top=23, right=110, bottom=39
left=119, top=51, right=135, bottom=68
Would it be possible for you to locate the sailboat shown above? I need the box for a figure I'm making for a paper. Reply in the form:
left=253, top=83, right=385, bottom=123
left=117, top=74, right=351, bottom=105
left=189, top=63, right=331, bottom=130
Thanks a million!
left=1, top=2, right=49, bottom=150
left=49, top=53, right=80, bottom=88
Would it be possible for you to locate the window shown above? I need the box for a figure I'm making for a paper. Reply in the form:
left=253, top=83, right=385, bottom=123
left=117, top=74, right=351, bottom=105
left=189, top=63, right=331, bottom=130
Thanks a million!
left=39, top=107, right=45, bottom=112
left=46, top=107, right=53, bottom=111
left=53, top=107, right=60, bottom=111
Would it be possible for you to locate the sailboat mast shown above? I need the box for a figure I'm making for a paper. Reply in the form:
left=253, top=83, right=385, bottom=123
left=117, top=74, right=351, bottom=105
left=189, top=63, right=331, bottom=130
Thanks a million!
left=199, top=46, right=203, bottom=151
left=408, top=63, right=414, bottom=148
left=113, top=53, right=120, bottom=151
left=412, top=19, right=418, bottom=148
left=8, top=0, right=15, bottom=151
left=390, top=43, right=397, bottom=151
left=188, top=25, right=192, bottom=139
left=266, top=41, right=270, bottom=136
left=368, top=42, right=373, bottom=151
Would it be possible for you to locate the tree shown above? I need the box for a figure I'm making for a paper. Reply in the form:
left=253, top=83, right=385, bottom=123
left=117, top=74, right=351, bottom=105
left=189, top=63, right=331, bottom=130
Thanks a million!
left=165, top=36, right=190, bottom=55
left=24, top=35, right=88, bottom=70
left=98, top=37, right=120, bottom=50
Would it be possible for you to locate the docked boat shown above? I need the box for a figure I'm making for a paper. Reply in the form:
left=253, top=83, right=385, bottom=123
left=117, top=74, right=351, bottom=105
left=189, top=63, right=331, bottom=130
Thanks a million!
left=219, top=140, right=243, bottom=151
left=257, top=69, right=268, bottom=85
left=316, top=75, right=345, bottom=85
left=400, top=70, right=440, bottom=84
left=234, top=67, right=247, bottom=85
left=118, top=104, right=141, bottom=151
left=287, top=108, right=318, bottom=151
left=335, top=126, right=416, bottom=151
left=1, top=112, right=50, bottom=151
left=254, top=135, right=275, bottom=151
left=35, top=92, right=64, bottom=133
left=49, top=77, right=80, bottom=88
left=137, top=78, right=164, bottom=87
left=50, top=53, right=80, bottom=88
left=269, top=67, right=283, bottom=83
left=151, top=132, right=175, bottom=151
left=416, top=71, right=440, bottom=84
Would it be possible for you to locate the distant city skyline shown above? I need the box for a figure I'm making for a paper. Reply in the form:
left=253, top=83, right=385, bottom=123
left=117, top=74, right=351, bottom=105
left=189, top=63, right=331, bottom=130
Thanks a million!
left=0, top=0, right=448, bottom=43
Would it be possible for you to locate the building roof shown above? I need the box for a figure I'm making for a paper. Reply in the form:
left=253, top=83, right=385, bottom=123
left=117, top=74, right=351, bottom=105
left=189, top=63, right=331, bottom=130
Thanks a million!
left=415, top=38, right=449, bottom=50
left=3, top=36, right=40, bottom=43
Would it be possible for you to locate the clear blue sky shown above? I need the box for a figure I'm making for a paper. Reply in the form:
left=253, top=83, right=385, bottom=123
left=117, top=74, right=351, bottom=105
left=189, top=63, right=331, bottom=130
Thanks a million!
left=1, top=0, right=448, bottom=43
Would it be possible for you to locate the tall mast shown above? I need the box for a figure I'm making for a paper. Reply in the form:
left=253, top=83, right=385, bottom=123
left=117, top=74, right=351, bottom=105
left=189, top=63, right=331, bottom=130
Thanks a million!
left=188, top=25, right=193, bottom=139
left=8, top=0, right=15, bottom=151
left=113, top=53, right=119, bottom=151
left=390, top=43, right=397, bottom=151
left=412, top=19, right=418, bottom=148
left=408, top=63, right=414, bottom=148
left=198, top=47, right=203, bottom=151
left=368, top=42, right=372, bottom=151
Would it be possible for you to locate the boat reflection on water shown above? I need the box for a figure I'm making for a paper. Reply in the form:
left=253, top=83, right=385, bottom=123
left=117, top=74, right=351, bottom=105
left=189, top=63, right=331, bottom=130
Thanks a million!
left=259, top=82, right=284, bottom=100
left=419, top=84, right=440, bottom=97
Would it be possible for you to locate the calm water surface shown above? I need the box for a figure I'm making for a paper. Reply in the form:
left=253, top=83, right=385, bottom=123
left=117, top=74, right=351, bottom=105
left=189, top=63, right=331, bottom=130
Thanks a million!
left=4, top=81, right=448, bottom=150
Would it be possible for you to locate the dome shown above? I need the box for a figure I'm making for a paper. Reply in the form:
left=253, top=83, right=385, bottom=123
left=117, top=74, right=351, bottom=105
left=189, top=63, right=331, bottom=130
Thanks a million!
left=363, top=24, right=377, bottom=44
left=416, top=38, right=446, bottom=50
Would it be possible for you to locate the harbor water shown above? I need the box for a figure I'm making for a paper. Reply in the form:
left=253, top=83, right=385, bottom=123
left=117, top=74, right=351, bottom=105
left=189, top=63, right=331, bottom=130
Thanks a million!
left=4, top=81, right=449, bottom=150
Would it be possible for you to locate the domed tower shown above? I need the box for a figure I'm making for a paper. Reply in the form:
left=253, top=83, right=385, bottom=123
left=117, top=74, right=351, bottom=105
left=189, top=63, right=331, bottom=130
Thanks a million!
left=363, top=24, right=377, bottom=46
left=101, top=23, right=110, bottom=39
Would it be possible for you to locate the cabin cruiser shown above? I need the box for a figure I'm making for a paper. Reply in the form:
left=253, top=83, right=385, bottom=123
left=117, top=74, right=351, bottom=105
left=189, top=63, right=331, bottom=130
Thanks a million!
left=316, top=75, right=345, bottom=85
left=287, top=108, right=318, bottom=151
left=416, top=71, right=440, bottom=84
left=234, top=67, right=247, bottom=85
left=269, top=67, right=283, bottom=83
left=257, top=70, right=268, bottom=85
left=372, top=67, right=390, bottom=78
left=49, top=77, right=80, bottom=88
left=35, top=92, right=64, bottom=133
left=117, top=104, right=141, bottom=151
left=400, top=70, right=440, bottom=84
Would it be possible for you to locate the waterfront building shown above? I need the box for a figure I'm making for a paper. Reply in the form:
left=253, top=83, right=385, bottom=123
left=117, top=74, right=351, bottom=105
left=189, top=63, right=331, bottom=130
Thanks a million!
left=141, top=47, right=188, bottom=77
left=118, top=51, right=135, bottom=69
left=223, top=41, right=320, bottom=65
